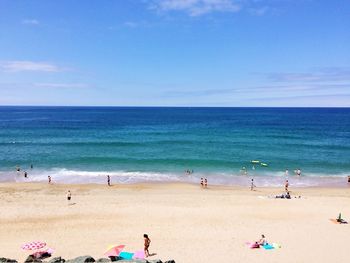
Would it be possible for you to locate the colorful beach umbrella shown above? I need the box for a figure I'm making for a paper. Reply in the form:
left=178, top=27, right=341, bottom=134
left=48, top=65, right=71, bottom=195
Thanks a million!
left=104, top=245, right=125, bottom=257
left=21, top=241, right=46, bottom=250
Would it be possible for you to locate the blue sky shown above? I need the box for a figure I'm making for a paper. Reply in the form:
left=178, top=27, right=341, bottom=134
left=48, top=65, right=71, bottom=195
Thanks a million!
left=0, top=0, right=349, bottom=106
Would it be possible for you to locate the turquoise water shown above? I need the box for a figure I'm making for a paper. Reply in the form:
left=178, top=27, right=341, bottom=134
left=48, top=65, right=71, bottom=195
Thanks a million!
left=0, top=107, right=349, bottom=186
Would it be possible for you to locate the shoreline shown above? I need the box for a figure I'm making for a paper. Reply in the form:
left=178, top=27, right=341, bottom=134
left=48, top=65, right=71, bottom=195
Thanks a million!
left=1, top=179, right=350, bottom=189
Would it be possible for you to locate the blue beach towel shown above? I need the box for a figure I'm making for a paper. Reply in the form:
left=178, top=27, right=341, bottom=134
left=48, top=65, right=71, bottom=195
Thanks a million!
left=263, top=244, right=274, bottom=250
left=119, top=252, right=134, bottom=259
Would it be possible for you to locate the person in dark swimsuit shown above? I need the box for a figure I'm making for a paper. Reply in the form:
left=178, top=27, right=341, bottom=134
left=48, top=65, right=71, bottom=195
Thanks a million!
left=143, top=234, right=151, bottom=257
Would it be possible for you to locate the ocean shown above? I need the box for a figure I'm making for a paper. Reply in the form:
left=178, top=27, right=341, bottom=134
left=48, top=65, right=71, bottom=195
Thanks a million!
left=0, top=106, right=349, bottom=187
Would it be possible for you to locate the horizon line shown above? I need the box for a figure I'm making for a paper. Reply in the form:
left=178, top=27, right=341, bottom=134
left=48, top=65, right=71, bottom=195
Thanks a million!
left=0, top=105, right=349, bottom=109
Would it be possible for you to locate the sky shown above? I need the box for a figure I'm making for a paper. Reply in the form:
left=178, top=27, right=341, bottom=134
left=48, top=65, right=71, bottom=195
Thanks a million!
left=0, top=0, right=349, bottom=107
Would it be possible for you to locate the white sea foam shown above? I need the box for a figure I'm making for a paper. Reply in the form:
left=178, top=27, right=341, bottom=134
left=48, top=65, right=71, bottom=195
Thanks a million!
left=1, top=168, right=349, bottom=187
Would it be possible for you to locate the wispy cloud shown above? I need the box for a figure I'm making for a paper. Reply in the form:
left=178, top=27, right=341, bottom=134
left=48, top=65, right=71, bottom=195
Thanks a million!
left=150, top=0, right=241, bottom=16
left=267, top=67, right=350, bottom=83
left=34, top=83, right=88, bottom=88
left=22, top=19, right=40, bottom=25
left=0, top=61, right=64, bottom=73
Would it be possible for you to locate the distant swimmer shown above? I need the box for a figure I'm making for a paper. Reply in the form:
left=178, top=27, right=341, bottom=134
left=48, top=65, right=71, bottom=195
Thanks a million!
left=48, top=176, right=51, bottom=184
left=296, top=168, right=301, bottom=177
left=250, top=178, right=256, bottom=191
left=285, top=169, right=289, bottom=177
left=16, top=166, right=20, bottom=172
left=30, top=164, right=33, bottom=169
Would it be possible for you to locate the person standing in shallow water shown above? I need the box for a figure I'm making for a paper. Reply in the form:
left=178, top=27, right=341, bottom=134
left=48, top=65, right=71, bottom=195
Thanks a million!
left=107, top=175, right=111, bottom=186
left=48, top=176, right=51, bottom=184
left=200, top=178, right=204, bottom=188
left=143, top=234, right=151, bottom=257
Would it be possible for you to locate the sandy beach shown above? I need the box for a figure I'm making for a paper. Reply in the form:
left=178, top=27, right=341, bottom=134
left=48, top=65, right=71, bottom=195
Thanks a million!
left=0, top=182, right=349, bottom=262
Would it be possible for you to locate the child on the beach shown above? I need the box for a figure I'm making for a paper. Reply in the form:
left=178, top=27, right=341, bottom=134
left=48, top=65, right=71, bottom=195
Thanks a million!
left=107, top=175, right=111, bottom=186
left=67, top=190, right=72, bottom=203
left=285, top=180, right=289, bottom=192
left=143, top=234, right=151, bottom=257
left=250, top=178, right=255, bottom=191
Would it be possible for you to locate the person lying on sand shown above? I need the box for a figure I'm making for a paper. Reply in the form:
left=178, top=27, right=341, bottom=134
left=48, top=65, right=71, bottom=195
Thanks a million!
left=275, top=192, right=291, bottom=199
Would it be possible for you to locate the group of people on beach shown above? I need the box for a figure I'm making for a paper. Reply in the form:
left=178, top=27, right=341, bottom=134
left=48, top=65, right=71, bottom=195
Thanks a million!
left=200, top=178, right=208, bottom=188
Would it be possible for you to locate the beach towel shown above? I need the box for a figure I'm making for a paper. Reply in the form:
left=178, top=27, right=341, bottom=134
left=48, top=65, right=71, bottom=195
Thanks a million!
left=245, top=242, right=260, bottom=249
left=272, top=243, right=281, bottom=249
left=262, top=244, right=274, bottom=250
left=133, top=250, right=145, bottom=259
left=119, top=252, right=134, bottom=259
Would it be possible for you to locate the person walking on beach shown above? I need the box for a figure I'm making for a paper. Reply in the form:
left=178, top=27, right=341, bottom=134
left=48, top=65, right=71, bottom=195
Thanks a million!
left=107, top=175, right=111, bottom=186
left=250, top=178, right=255, bottom=191
left=66, top=190, right=72, bottom=204
left=143, top=234, right=151, bottom=257
left=204, top=178, right=208, bottom=188
left=285, top=180, right=289, bottom=192
left=200, top=178, right=204, bottom=188
left=48, top=176, right=51, bottom=184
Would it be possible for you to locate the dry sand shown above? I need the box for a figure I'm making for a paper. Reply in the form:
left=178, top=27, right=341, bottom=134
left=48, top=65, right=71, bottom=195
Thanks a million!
left=0, top=182, right=349, bottom=262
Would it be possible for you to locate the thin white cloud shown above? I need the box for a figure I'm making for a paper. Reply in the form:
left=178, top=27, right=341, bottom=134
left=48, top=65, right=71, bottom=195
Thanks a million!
left=0, top=61, right=64, bottom=72
left=34, top=83, right=88, bottom=88
left=151, top=0, right=241, bottom=16
left=267, top=67, right=350, bottom=83
left=22, top=19, right=40, bottom=25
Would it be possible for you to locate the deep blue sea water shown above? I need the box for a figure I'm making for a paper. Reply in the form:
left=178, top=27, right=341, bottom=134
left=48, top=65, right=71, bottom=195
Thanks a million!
left=0, top=107, right=349, bottom=186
